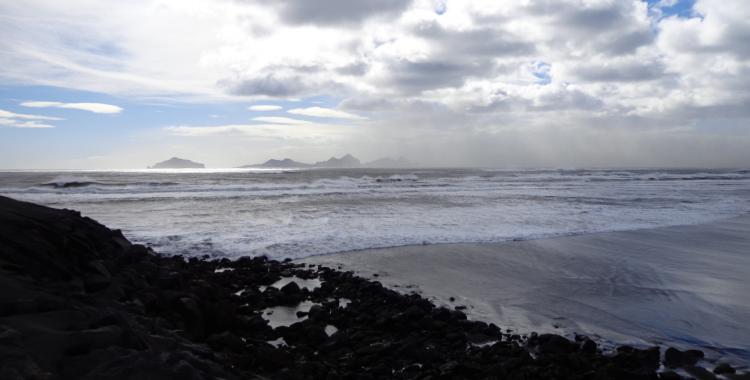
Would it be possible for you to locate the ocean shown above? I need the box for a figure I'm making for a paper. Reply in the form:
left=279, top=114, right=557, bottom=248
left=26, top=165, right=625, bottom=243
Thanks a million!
left=1, top=168, right=749, bottom=259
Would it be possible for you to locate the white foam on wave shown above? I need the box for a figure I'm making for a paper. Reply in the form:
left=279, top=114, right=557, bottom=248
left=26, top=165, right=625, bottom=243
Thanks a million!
left=43, top=175, right=100, bottom=188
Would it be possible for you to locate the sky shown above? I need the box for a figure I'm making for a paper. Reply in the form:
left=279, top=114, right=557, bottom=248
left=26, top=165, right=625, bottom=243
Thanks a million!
left=1, top=0, right=749, bottom=169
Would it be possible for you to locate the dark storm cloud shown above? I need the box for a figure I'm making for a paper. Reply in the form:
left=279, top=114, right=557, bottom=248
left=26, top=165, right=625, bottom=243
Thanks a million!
left=385, top=59, right=495, bottom=93
left=338, top=96, right=398, bottom=112
left=336, top=61, right=369, bottom=76
left=465, top=86, right=603, bottom=114
left=376, top=23, right=534, bottom=94
left=671, top=101, right=750, bottom=120
left=563, top=6, right=627, bottom=31
left=603, top=30, right=654, bottom=55
left=265, top=0, right=413, bottom=26
left=520, top=2, right=652, bottom=55
left=721, top=24, right=750, bottom=59
left=678, top=23, right=750, bottom=60
left=414, top=22, right=536, bottom=57
left=574, top=61, right=667, bottom=82
left=220, top=74, right=306, bottom=97
left=562, top=6, right=654, bottom=55
left=532, top=88, right=604, bottom=111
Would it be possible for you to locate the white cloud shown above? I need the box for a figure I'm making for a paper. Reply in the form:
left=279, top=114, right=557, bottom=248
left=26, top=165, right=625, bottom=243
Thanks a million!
left=288, top=107, right=365, bottom=120
left=0, top=118, right=56, bottom=128
left=252, top=116, right=314, bottom=125
left=249, top=104, right=283, bottom=111
left=165, top=121, right=355, bottom=142
left=0, top=108, right=61, bottom=128
left=656, top=0, right=680, bottom=8
left=0, top=109, right=63, bottom=121
left=21, top=101, right=123, bottom=114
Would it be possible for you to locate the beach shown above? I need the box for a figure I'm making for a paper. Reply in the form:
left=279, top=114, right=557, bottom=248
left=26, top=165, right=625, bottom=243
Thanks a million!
left=4, top=195, right=748, bottom=379
left=303, top=215, right=750, bottom=367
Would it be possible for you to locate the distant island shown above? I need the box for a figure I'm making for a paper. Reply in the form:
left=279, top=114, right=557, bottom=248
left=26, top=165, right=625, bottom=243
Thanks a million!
left=246, top=158, right=312, bottom=168
left=241, top=154, right=412, bottom=169
left=314, top=154, right=361, bottom=168
left=149, top=157, right=205, bottom=169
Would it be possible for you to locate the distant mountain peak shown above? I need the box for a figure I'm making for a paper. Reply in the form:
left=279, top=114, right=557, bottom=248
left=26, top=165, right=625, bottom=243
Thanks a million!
left=149, top=157, right=205, bottom=169
left=314, top=154, right=361, bottom=168
left=241, top=158, right=311, bottom=168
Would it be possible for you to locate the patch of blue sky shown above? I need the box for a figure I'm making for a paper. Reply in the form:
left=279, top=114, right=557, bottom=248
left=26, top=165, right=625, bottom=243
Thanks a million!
left=0, top=85, right=353, bottom=155
left=296, top=95, right=340, bottom=109
left=435, top=0, right=447, bottom=15
left=645, top=0, right=697, bottom=19
left=0, top=84, right=353, bottom=168
left=531, top=61, right=551, bottom=85
left=1, top=85, right=347, bottom=129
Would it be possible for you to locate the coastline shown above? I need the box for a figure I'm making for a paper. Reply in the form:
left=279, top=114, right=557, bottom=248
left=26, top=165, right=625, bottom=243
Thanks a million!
left=2, top=195, right=748, bottom=379
left=302, top=214, right=750, bottom=367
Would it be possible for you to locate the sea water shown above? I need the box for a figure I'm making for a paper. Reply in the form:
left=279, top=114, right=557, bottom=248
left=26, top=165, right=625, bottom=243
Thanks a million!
left=1, top=168, right=749, bottom=259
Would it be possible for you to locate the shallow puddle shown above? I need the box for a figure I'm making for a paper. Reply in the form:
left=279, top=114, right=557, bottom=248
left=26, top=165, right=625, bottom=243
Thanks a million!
left=325, top=325, right=338, bottom=337
left=470, top=340, right=498, bottom=348
left=270, top=276, right=322, bottom=291
left=267, top=337, right=288, bottom=348
left=262, top=300, right=318, bottom=329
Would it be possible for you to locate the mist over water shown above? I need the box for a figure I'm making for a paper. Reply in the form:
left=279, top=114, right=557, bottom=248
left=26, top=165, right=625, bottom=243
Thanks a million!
left=2, top=168, right=749, bottom=259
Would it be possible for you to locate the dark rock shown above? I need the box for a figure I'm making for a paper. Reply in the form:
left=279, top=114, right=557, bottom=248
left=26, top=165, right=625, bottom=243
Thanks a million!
left=714, top=362, right=735, bottom=374
left=580, top=339, right=597, bottom=354
left=659, top=371, right=682, bottom=380
left=402, top=305, right=425, bottom=320
left=685, top=365, right=718, bottom=380
left=686, top=349, right=705, bottom=361
left=439, top=360, right=459, bottom=373
left=306, top=305, right=326, bottom=321
left=279, top=281, right=300, bottom=295
left=533, top=334, right=578, bottom=355
left=207, top=332, right=244, bottom=353
left=613, top=345, right=660, bottom=373
left=664, top=347, right=704, bottom=368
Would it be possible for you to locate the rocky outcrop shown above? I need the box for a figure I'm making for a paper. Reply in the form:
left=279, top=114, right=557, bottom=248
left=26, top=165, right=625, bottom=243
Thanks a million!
left=0, top=196, right=243, bottom=379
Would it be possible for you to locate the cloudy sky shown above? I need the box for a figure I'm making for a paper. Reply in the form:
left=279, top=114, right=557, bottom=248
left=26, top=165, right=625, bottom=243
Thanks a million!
left=1, top=0, right=749, bottom=169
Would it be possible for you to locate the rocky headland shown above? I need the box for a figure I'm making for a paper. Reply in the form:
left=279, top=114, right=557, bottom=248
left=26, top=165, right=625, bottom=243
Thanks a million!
left=0, top=195, right=745, bottom=379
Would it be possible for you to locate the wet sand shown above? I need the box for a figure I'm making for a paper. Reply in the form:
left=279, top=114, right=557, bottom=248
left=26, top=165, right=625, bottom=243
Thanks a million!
left=302, top=215, right=750, bottom=367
